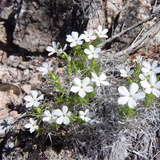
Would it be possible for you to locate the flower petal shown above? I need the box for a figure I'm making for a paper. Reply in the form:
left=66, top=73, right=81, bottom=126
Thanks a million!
left=152, top=60, right=158, bottom=69
left=24, top=96, right=33, bottom=102
left=130, top=83, right=139, bottom=95
left=26, top=102, right=33, bottom=108
left=56, top=117, right=63, bottom=124
left=118, top=86, right=129, bottom=96
left=128, top=98, right=136, bottom=108
left=149, top=74, right=156, bottom=86
left=70, top=86, right=80, bottom=93
left=83, top=86, right=93, bottom=93
left=152, top=88, right=160, bottom=97
left=82, top=77, right=90, bottom=86
left=62, top=106, right=68, bottom=114
left=63, top=117, right=70, bottom=125
left=133, top=92, right=145, bottom=99
left=25, top=124, right=32, bottom=129
left=78, top=89, right=86, bottom=98
left=118, top=96, right=129, bottom=105
left=155, top=81, right=160, bottom=89
left=37, top=95, right=44, bottom=101
left=31, top=91, right=38, bottom=99
left=52, top=109, right=62, bottom=116
left=73, top=78, right=81, bottom=86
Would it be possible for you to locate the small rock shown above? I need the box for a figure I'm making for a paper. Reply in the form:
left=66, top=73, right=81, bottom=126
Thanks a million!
left=23, top=69, right=30, bottom=75
left=21, top=84, right=31, bottom=94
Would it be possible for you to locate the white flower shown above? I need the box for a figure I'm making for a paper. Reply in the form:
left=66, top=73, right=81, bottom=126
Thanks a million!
left=94, top=25, right=108, bottom=38
left=25, top=118, right=39, bottom=133
left=120, top=66, right=134, bottom=77
left=135, top=55, right=142, bottom=64
left=140, top=74, right=160, bottom=97
left=58, top=44, right=67, bottom=54
left=84, top=45, right=101, bottom=60
left=118, top=83, right=145, bottom=108
left=53, top=106, right=71, bottom=125
left=91, top=72, right=109, bottom=86
left=79, top=109, right=94, bottom=122
left=24, top=90, right=44, bottom=108
left=80, top=30, right=97, bottom=42
left=42, top=110, right=57, bottom=124
left=66, top=31, right=83, bottom=47
left=46, top=41, right=59, bottom=56
left=142, top=60, right=160, bottom=75
left=70, top=77, right=93, bottom=98
left=37, top=61, right=53, bottom=76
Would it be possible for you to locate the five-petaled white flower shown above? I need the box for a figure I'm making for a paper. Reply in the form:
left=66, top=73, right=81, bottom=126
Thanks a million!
left=79, top=109, right=94, bottom=122
left=84, top=45, right=101, bottom=60
left=25, top=118, right=39, bottom=133
left=46, top=41, right=59, bottom=56
left=91, top=72, right=109, bottom=86
left=66, top=31, right=83, bottom=47
left=80, top=30, right=97, bottom=42
left=37, top=61, right=53, bottom=76
left=24, top=90, right=44, bottom=108
left=70, top=77, right=93, bottom=98
left=142, top=60, right=160, bottom=76
left=94, top=25, right=108, bottom=38
left=140, top=74, right=160, bottom=97
left=118, top=83, right=145, bottom=108
left=53, top=106, right=71, bottom=125
left=120, top=66, right=134, bottom=78
left=42, top=110, right=57, bottom=124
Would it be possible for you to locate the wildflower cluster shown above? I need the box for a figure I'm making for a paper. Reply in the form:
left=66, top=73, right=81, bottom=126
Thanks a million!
left=24, top=25, right=109, bottom=133
left=23, top=25, right=160, bottom=135
left=118, top=56, right=160, bottom=116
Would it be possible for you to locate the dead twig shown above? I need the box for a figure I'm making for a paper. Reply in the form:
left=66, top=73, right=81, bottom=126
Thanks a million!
left=98, top=9, right=160, bottom=48
left=115, top=20, right=160, bottom=56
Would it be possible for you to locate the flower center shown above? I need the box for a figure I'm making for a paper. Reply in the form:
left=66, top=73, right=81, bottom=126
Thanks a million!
left=63, top=114, right=65, bottom=117
left=32, top=124, right=35, bottom=127
left=80, top=86, right=83, bottom=89
left=150, top=85, right=154, bottom=89
left=129, top=95, right=132, bottom=97
left=84, top=115, right=86, bottom=117
left=50, top=116, right=52, bottom=119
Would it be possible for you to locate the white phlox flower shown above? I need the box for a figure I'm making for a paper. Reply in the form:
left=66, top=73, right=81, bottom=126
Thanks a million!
left=37, top=61, right=53, bottom=76
left=42, top=110, right=57, bottom=124
left=79, top=109, right=94, bottom=122
left=91, top=72, right=109, bottom=86
left=140, top=74, right=160, bottom=97
left=142, top=60, right=160, bottom=76
left=53, top=106, right=71, bottom=125
left=80, top=30, right=97, bottom=42
left=118, top=83, right=145, bottom=108
left=25, top=118, right=39, bottom=133
left=46, top=41, right=59, bottom=56
left=23, top=90, right=44, bottom=108
left=66, top=31, right=83, bottom=47
left=84, top=45, right=101, bottom=60
left=94, top=25, right=108, bottom=38
left=70, top=77, right=93, bottom=98
left=120, top=66, right=134, bottom=77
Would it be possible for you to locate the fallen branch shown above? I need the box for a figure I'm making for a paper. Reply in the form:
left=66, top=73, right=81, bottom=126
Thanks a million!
left=115, top=20, right=160, bottom=56
left=98, top=6, right=160, bottom=48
